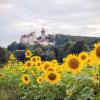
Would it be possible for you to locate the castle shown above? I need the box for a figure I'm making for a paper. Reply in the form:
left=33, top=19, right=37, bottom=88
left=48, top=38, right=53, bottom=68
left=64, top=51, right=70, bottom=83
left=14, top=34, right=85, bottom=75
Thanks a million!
left=20, top=28, right=54, bottom=46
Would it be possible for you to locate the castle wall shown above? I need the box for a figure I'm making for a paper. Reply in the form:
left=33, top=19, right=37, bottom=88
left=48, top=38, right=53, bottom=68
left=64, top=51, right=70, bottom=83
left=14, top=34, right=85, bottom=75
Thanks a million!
left=20, top=28, right=54, bottom=46
left=20, top=32, right=36, bottom=45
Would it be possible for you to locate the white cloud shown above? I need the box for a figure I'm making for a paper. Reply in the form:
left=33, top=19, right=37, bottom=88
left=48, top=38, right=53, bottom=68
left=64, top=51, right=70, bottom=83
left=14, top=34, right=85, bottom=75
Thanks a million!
left=0, top=4, right=13, bottom=10
left=0, top=0, right=100, bottom=47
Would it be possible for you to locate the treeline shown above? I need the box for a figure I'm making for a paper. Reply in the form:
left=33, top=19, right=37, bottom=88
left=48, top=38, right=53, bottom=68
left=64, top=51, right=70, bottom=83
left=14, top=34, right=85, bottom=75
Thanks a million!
left=0, top=34, right=100, bottom=67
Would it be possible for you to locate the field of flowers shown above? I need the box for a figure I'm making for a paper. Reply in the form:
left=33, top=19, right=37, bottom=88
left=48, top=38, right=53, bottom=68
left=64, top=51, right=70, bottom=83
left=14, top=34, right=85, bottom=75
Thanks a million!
left=0, top=42, right=100, bottom=100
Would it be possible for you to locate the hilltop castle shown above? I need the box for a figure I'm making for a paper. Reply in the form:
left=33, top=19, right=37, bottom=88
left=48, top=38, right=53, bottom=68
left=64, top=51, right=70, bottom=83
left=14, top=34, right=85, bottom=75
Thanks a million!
left=20, top=28, right=54, bottom=45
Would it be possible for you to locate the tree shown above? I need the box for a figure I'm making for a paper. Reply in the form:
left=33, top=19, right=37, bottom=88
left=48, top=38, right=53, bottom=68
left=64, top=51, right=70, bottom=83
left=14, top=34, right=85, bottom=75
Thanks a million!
left=7, top=42, right=27, bottom=51
left=7, top=42, right=17, bottom=51
left=0, top=47, right=8, bottom=67
left=54, top=34, right=69, bottom=45
left=70, top=40, right=90, bottom=54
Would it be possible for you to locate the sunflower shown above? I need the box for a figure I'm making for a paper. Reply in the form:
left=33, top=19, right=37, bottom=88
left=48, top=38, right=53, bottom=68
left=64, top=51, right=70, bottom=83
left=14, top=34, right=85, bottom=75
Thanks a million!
left=91, top=42, right=100, bottom=65
left=87, top=58, right=93, bottom=66
left=47, top=65, right=55, bottom=72
left=31, top=56, right=37, bottom=65
left=35, top=56, right=41, bottom=62
left=52, top=60, right=59, bottom=68
left=10, top=54, right=15, bottom=60
left=18, top=61, right=23, bottom=66
left=78, top=52, right=89, bottom=63
left=21, top=74, right=30, bottom=85
left=87, top=53, right=96, bottom=66
left=24, top=60, right=33, bottom=70
left=36, top=76, right=44, bottom=84
left=92, top=73, right=99, bottom=84
left=43, top=61, right=52, bottom=71
left=64, top=54, right=84, bottom=74
left=35, top=61, right=43, bottom=71
left=43, top=61, right=52, bottom=72
left=63, top=57, right=67, bottom=63
left=51, top=59, right=58, bottom=64
left=45, top=71, right=61, bottom=84
left=56, top=65, right=64, bottom=74
left=25, top=50, right=32, bottom=58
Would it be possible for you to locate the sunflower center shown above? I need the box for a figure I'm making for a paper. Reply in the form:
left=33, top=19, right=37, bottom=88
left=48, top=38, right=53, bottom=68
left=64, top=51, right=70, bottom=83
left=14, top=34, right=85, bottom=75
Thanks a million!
left=81, top=55, right=86, bottom=60
left=88, top=59, right=91, bottom=63
left=96, top=46, right=100, bottom=58
left=32, top=58, right=36, bottom=62
left=69, top=58, right=79, bottom=69
left=48, top=73, right=56, bottom=80
left=44, top=65, right=49, bottom=70
left=39, top=78, right=42, bottom=81
left=24, top=76, right=28, bottom=81
left=37, top=58, right=40, bottom=61
left=48, top=68, right=54, bottom=72
left=27, top=63, right=31, bottom=67
left=27, top=52, right=30, bottom=56
left=37, top=63, right=41, bottom=66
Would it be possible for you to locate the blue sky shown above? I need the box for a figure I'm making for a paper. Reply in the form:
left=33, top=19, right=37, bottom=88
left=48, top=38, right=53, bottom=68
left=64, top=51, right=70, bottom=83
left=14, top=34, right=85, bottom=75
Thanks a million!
left=0, top=0, right=100, bottom=47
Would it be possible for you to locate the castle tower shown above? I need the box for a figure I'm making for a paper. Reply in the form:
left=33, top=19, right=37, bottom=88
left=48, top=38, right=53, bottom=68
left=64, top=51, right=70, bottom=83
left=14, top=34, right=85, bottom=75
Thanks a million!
left=41, top=28, right=45, bottom=40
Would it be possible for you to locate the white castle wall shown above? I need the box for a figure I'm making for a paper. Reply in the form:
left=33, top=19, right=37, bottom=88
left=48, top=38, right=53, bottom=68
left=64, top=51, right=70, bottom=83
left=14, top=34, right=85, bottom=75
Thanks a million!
left=20, top=29, right=55, bottom=46
left=20, top=32, right=36, bottom=45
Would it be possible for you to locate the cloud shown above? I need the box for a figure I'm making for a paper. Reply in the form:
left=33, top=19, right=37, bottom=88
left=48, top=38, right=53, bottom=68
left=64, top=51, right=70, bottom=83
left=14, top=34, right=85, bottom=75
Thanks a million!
left=0, top=0, right=100, bottom=47
left=0, top=4, right=13, bottom=10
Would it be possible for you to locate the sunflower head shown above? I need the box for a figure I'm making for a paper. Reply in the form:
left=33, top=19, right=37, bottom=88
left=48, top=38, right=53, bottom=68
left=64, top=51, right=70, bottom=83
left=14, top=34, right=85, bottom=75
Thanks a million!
left=95, top=46, right=100, bottom=58
left=21, top=74, right=30, bottom=85
left=10, top=54, right=15, bottom=60
left=43, top=61, right=52, bottom=71
left=18, top=61, right=23, bottom=66
left=79, top=52, right=89, bottom=62
left=25, top=50, right=32, bottom=58
left=35, top=56, right=41, bottom=62
left=56, top=65, right=64, bottom=74
left=36, top=76, right=44, bottom=84
left=94, top=42, right=100, bottom=58
left=31, top=56, right=38, bottom=65
left=47, top=66, right=55, bottom=72
left=24, top=60, right=33, bottom=70
left=87, top=53, right=96, bottom=66
left=63, top=57, right=67, bottom=63
left=68, top=58, right=79, bottom=69
left=45, top=71, right=61, bottom=84
left=92, top=73, right=99, bottom=84
left=35, top=61, right=43, bottom=71
left=64, top=54, right=84, bottom=74
left=51, top=59, right=58, bottom=65
left=92, top=42, right=100, bottom=65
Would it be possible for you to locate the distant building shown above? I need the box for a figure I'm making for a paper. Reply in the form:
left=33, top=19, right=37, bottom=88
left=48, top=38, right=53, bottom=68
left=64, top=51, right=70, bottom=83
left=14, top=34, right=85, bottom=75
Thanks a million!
left=41, top=28, right=45, bottom=40
left=20, top=28, right=55, bottom=46
left=20, top=32, right=36, bottom=45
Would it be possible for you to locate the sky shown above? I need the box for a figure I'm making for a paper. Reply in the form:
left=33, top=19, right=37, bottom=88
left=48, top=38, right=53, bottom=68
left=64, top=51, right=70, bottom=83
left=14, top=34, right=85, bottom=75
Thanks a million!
left=0, top=0, right=100, bottom=47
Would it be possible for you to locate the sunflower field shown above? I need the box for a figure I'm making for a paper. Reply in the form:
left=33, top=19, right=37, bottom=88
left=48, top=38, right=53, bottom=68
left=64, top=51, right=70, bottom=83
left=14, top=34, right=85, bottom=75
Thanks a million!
left=0, top=42, right=100, bottom=100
